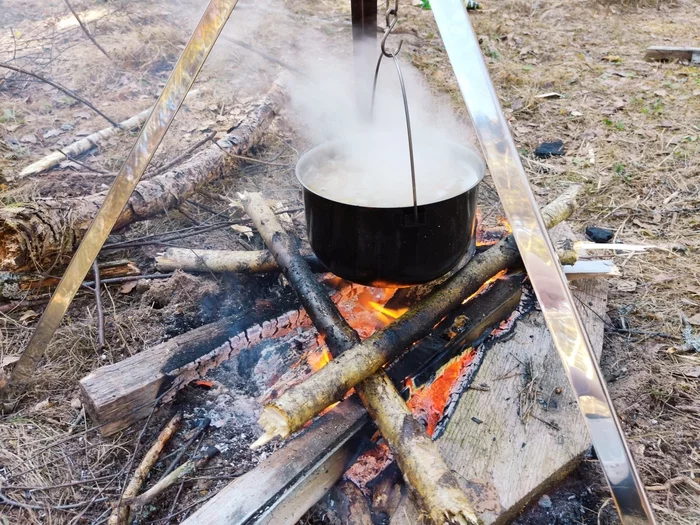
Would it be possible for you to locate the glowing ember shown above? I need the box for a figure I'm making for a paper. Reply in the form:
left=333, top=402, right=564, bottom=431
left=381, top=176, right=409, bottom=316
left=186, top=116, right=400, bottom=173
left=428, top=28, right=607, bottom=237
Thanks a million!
left=462, top=269, right=508, bottom=305
left=344, top=442, right=393, bottom=494
left=406, top=350, right=477, bottom=436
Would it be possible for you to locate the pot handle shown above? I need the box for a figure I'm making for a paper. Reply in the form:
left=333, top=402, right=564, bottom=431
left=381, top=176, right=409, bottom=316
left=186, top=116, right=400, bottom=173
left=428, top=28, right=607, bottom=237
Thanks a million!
left=371, top=1, right=419, bottom=219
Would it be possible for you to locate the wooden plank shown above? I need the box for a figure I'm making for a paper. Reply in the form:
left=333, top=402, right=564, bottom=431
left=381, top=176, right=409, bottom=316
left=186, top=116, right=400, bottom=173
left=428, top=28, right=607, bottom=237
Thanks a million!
left=80, top=295, right=305, bottom=436
left=391, top=223, right=609, bottom=524
left=645, top=46, right=700, bottom=64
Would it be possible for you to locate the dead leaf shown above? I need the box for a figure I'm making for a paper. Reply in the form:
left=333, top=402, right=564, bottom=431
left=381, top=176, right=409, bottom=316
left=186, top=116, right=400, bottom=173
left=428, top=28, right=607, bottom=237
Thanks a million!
left=231, top=224, right=254, bottom=240
left=686, top=285, right=700, bottom=297
left=19, top=310, right=39, bottom=322
left=1, top=355, right=20, bottom=368
left=570, top=110, right=583, bottom=117
left=676, top=366, right=700, bottom=378
left=3, top=123, right=20, bottom=132
left=194, top=380, right=213, bottom=388
left=511, top=99, right=524, bottom=111
left=536, top=92, right=563, bottom=99
left=652, top=274, right=675, bottom=284
left=42, top=128, right=61, bottom=139
left=686, top=313, right=700, bottom=326
left=75, top=111, right=91, bottom=120
left=654, top=89, right=668, bottom=98
left=602, top=55, right=622, bottom=63
left=120, top=281, right=138, bottom=294
left=19, top=134, right=37, bottom=144
left=33, top=399, right=54, bottom=412
left=617, top=280, right=637, bottom=292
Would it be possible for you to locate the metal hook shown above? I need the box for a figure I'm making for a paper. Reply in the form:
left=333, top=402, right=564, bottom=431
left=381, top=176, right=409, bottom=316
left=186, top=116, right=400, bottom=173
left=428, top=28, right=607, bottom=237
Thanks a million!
left=380, top=0, right=403, bottom=58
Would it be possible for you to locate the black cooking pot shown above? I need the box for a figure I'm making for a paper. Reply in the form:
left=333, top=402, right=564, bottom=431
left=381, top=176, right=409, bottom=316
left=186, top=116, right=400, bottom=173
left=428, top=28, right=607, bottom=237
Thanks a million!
left=296, top=139, right=484, bottom=287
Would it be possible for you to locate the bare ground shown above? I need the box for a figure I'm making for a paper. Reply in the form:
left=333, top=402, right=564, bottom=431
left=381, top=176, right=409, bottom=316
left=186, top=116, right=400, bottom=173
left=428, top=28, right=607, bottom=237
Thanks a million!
left=0, top=0, right=698, bottom=524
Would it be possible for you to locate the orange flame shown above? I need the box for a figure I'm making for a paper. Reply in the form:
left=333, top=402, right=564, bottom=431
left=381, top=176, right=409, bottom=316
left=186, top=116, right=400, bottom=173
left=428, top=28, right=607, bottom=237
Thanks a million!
left=307, top=347, right=332, bottom=372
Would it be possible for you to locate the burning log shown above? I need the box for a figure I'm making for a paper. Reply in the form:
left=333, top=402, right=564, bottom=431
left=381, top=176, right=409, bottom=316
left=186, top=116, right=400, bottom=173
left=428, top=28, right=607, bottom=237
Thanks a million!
left=241, top=193, right=479, bottom=525
left=108, top=412, right=182, bottom=525
left=182, top=267, right=522, bottom=525
left=154, top=247, right=323, bottom=274
left=0, top=81, right=286, bottom=273
left=255, top=185, right=582, bottom=443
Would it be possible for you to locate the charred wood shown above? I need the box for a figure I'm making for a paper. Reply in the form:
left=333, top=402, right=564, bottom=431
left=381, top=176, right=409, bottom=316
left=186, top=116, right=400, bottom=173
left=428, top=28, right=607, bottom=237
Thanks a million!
left=241, top=193, right=478, bottom=524
left=256, top=185, right=582, bottom=442
left=181, top=262, right=523, bottom=525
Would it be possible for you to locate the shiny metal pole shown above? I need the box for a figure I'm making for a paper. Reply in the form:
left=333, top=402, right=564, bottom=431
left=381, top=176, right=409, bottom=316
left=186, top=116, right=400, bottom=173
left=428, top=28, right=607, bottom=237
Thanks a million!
left=430, top=1, right=655, bottom=523
left=7, top=0, right=239, bottom=387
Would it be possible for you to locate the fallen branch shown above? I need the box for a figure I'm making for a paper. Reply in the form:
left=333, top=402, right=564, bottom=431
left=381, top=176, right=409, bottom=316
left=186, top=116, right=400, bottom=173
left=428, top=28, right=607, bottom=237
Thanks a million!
left=255, top=185, right=582, bottom=442
left=126, top=446, right=219, bottom=511
left=62, top=0, right=111, bottom=60
left=1, top=80, right=286, bottom=272
left=0, top=260, right=140, bottom=299
left=0, top=62, right=118, bottom=127
left=155, top=247, right=323, bottom=274
left=16, top=89, right=199, bottom=180
left=108, top=412, right=181, bottom=525
left=242, top=193, right=478, bottom=524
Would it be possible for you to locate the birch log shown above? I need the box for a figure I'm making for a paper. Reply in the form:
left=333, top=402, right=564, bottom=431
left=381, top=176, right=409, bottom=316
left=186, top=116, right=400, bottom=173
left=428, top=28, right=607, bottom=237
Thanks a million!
left=256, top=185, right=582, bottom=442
left=0, top=81, right=285, bottom=272
left=242, top=193, right=479, bottom=525
left=16, top=90, right=199, bottom=180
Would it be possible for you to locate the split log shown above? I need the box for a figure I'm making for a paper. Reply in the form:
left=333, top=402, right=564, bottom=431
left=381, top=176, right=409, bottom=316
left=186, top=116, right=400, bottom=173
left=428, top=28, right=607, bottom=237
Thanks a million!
left=182, top=266, right=522, bottom=525
left=0, top=80, right=286, bottom=272
left=0, top=259, right=140, bottom=299
left=108, top=412, right=182, bottom=525
left=256, top=185, right=582, bottom=442
left=16, top=90, right=200, bottom=180
left=79, top=292, right=303, bottom=436
left=155, top=247, right=324, bottom=274
left=242, top=193, right=478, bottom=525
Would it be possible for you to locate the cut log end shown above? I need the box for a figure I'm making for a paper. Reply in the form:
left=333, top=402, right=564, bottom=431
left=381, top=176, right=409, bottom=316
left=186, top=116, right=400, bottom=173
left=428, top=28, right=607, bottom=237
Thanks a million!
left=254, top=405, right=290, bottom=448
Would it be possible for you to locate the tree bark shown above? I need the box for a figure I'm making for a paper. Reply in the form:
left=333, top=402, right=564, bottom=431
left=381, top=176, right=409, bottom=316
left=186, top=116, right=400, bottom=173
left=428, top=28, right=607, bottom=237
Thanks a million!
left=1, top=81, right=285, bottom=273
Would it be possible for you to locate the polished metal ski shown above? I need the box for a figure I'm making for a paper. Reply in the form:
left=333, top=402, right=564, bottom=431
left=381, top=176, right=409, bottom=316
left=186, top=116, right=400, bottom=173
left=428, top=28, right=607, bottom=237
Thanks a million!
left=431, top=1, right=655, bottom=523
left=8, top=0, right=239, bottom=386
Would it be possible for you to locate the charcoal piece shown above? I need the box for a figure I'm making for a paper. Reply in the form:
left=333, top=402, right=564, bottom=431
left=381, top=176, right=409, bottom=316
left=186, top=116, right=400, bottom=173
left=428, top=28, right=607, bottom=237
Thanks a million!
left=534, top=140, right=565, bottom=158
left=585, top=226, right=614, bottom=243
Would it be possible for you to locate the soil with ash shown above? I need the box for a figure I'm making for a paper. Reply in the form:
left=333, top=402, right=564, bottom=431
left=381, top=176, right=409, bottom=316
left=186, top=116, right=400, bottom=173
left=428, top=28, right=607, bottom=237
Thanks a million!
left=1, top=0, right=698, bottom=524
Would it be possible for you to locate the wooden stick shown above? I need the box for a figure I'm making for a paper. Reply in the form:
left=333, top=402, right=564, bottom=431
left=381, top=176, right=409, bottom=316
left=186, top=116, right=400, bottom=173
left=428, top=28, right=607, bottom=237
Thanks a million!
left=155, top=247, right=324, bottom=274
left=108, top=412, right=182, bottom=525
left=0, top=260, right=141, bottom=299
left=1, top=81, right=285, bottom=272
left=62, top=0, right=111, bottom=60
left=92, top=260, right=105, bottom=348
left=0, top=62, right=118, bottom=127
left=241, top=193, right=478, bottom=524
left=126, top=446, right=219, bottom=510
left=255, top=185, right=582, bottom=443
left=16, top=89, right=199, bottom=179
